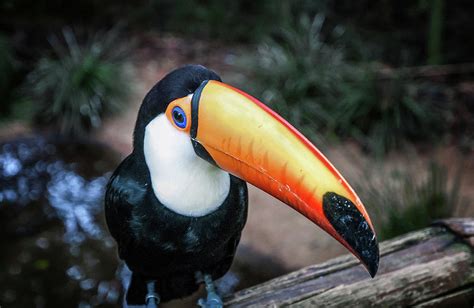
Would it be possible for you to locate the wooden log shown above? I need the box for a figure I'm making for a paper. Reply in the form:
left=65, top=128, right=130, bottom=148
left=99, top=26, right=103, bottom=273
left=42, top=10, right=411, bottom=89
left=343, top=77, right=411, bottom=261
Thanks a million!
left=224, top=218, right=474, bottom=307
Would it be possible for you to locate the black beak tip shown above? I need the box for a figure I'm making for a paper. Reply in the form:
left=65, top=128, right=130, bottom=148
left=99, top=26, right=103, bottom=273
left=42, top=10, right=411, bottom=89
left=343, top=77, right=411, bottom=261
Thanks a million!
left=323, top=192, right=380, bottom=278
left=361, top=240, right=379, bottom=278
left=368, top=261, right=379, bottom=278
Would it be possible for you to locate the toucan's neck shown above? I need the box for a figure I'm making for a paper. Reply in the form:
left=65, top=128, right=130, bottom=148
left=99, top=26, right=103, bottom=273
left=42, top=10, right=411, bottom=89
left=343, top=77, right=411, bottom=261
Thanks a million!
left=143, top=114, right=230, bottom=217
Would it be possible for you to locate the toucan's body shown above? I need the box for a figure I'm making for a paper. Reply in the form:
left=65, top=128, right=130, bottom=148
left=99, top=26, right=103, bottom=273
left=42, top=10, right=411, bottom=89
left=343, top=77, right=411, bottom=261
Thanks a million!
left=105, top=65, right=379, bottom=306
left=105, top=155, right=247, bottom=302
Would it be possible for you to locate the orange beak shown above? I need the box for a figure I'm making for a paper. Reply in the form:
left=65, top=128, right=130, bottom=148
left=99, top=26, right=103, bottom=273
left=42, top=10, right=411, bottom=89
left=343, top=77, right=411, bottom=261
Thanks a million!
left=170, top=80, right=379, bottom=277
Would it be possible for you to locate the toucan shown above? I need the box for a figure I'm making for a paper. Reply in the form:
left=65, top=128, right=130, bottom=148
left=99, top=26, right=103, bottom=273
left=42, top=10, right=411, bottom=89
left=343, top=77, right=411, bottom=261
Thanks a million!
left=105, top=65, right=379, bottom=307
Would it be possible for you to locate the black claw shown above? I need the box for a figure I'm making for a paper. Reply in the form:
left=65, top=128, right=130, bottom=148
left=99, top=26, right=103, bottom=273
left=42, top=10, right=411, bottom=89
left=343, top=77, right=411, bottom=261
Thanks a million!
left=323, top=192, right=380, bottom=277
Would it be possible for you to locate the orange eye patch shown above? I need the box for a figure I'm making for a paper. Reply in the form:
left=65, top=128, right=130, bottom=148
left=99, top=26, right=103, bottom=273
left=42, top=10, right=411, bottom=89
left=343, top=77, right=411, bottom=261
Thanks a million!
left=165, top=95, right=192, bottom=133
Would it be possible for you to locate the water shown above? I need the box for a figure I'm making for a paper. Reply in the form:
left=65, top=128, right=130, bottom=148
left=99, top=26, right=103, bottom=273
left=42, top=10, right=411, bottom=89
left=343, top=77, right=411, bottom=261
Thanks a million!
left=0, top=135, right=281, bottom=307
left=0, top=136, right=122, bottom=307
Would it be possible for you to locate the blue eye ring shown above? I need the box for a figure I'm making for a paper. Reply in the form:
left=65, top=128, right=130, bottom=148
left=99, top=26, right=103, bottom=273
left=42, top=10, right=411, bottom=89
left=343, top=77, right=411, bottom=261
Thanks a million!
left=171, top=106, right=187, bottom=129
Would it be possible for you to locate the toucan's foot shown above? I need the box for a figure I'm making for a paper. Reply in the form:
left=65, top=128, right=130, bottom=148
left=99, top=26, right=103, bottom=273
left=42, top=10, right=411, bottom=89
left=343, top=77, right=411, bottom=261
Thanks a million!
left=145, top=280, right=160, bottom=308
left=196, top=273, right=223, bottom=308
left=197, top=291, right=223, bottom=308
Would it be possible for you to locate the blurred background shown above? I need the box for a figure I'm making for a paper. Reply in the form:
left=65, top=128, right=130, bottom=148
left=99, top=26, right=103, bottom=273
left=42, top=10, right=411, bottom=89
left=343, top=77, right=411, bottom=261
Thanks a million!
left=0, top=0, right=473, bottom=307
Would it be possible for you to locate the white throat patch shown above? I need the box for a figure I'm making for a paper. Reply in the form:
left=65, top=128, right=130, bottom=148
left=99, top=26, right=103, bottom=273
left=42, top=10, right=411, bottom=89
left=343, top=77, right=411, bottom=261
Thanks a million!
left=143, top=114, right=230, bottom=217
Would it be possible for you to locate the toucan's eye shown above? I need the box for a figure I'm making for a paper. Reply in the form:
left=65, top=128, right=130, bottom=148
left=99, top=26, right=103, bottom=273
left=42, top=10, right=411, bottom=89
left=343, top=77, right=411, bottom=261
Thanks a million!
left=172, top=106, right=187, bottom=129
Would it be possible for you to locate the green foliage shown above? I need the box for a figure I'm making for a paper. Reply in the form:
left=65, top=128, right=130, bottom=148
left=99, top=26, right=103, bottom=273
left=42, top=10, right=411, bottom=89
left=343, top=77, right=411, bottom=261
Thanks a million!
left=360, top=162, right=464, bottom=240
left=135, top=0, right=284, bottom=42
left=242, top=14, right=450, bottom=154
left=0, top=0, right=130, bottom=27
left=25, top=28, right=130, bottom=137
left=242, top=14, right=350, bottom=138
left=2, top=0, right=473, bottom=63
left=427, top=0, right=444, bottom=65
left=0, top=0, right=328, bottom=43
left=0, top=34, right=19, bottom=118
left=0, top=34, right=15, bottom=95
left=0, top=34, right=33, bottom=125
left=356, top=76, right=449, bottom=155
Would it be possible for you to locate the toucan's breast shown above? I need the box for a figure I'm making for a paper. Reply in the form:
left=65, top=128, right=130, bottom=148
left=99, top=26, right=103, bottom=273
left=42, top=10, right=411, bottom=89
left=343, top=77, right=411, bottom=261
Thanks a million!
left=143, top=113, right=231, bottom=216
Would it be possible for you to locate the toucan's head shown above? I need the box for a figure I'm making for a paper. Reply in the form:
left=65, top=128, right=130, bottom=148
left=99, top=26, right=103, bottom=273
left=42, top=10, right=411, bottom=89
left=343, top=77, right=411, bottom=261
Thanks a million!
left=134, top=65, right=379, bottom=277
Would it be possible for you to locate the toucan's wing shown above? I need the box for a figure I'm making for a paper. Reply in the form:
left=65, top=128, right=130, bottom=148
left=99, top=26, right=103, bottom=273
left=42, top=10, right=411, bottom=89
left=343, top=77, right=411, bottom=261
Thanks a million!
left=105, top=155, right=147, bottom=260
